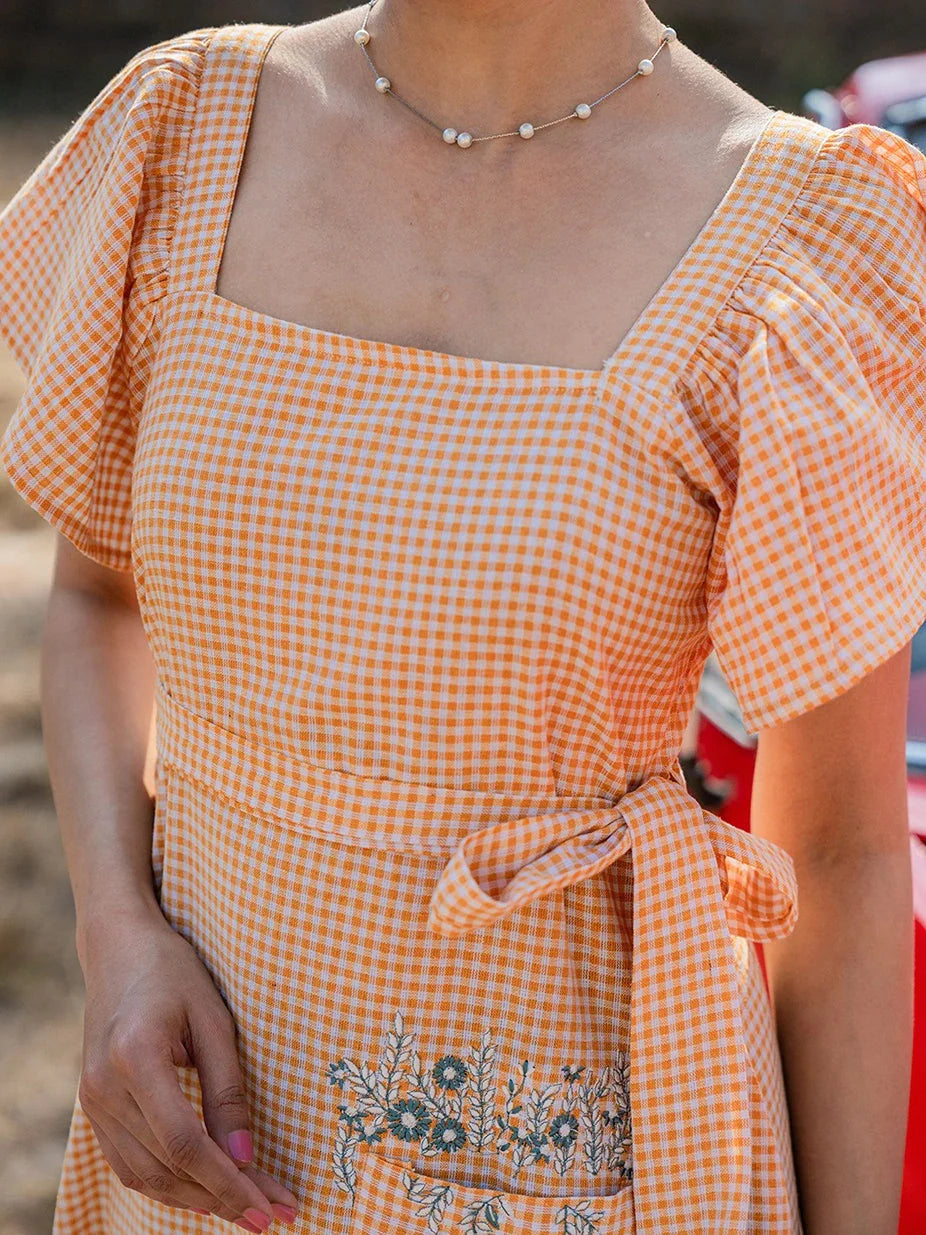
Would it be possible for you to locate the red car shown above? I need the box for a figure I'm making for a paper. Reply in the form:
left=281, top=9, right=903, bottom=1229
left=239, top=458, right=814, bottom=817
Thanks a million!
left=801, top=50, right=926, bottom=151
left=691, top=622, right=926, bottom=1233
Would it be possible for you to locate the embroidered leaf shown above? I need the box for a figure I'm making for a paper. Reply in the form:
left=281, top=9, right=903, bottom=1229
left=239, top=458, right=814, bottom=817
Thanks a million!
left=402, top=1171, right=454, bottom=1235
left=577, top=1082, right=604, bottom=1175
left=524, top=1083, right=558, bottom=1140
left=339, top=1057, right=391, bottom=1115
left=331, top=1122, right=360, bottom=1196
left=376, top=1011, right=416, bottom=1107
left=601, top=1054, right=633, bottom=1174
left=556, top=1199, right=606, bottom=1235
left=460, top=1193, right=512, bottom=1235
left=497, top=1059, right=530, bottom=1155
left=466, top=1030, right=499, bottom=1149
left=510, top=1128, right=532, bottom=1173
left=326, top=1059, right=350, bottom=1089
left=553, top=1134, right=576, bottom=1177
left=403, top=1171, right=431, bottom=1203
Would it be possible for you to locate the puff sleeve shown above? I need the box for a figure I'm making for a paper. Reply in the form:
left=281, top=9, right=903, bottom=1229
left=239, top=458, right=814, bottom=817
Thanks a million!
left=676, top=122, right=926, bottom=734
left=0, top=29, right=213, bottom=570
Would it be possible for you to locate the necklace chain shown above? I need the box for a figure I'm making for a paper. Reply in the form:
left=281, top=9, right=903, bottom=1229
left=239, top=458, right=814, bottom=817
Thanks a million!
left=353, top=0, right=677, bottom=148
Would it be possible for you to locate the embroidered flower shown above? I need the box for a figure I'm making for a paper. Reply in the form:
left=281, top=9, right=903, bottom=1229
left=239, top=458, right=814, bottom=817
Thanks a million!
left=549, top=1113, right=579, bottom=1147
left=432, top=1054, right=469, bottom=1091
left=387, top=1098, right=431, bottom=1142
left=431, top=1115, right=467, bottom=1151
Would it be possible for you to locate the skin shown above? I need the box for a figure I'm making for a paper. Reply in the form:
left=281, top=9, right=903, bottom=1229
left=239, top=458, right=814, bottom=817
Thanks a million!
left=753, top=645, right=914, bottom=1235
left=42, top=1, right=913, bottom=1230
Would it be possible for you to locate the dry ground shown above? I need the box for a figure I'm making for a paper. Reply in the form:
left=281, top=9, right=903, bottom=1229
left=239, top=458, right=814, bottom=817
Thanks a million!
left=0, top=115, right=89, bottom=1235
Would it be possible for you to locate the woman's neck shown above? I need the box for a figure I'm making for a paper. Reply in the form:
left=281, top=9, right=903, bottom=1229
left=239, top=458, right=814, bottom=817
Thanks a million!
left=364, top=0, right=669, bottom=135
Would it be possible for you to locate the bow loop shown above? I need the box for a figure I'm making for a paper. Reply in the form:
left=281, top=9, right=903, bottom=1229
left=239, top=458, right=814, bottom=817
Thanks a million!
left=427, top=803, right=632, bottom=937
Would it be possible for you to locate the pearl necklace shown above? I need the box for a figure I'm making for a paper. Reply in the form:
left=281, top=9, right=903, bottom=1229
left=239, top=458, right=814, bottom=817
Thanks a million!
left=352, top=0, right=677, bottom=148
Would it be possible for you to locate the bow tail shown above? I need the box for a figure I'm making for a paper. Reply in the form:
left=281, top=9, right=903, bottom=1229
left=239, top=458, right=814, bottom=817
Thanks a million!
left=624, top=780, right=754, bottom=1235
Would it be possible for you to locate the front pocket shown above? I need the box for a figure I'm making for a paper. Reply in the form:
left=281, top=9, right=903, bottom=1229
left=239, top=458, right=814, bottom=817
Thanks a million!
left=348, top=1142, right=635, bottom=1235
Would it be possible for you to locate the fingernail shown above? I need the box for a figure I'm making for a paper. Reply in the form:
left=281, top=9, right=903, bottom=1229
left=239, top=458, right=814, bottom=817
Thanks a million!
left=191, top=1208, right=211, bottom=1215
left=243, top=1210, right=272, bottom=1232
left=271, top=1204, right=298, bottom=1224
left=228, top=1129, right=254, bottom=1163
left=234, top=1223, right=261, bottom=1234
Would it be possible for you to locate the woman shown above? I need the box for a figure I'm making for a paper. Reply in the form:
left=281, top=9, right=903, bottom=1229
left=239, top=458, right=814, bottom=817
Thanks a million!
left=1, top=1, right=924, bottom=1231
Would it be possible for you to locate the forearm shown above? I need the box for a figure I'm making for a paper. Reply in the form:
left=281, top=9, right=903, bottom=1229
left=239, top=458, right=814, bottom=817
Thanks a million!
left=39, top=581, right=162, bottom=968
left=763, top=848, right=913, bottom=1235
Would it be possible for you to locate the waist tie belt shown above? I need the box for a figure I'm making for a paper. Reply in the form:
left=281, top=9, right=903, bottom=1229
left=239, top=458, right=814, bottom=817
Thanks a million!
left=154, top=683, right=798, bottom=1235
left=428, top=774, right=798, bottom=1234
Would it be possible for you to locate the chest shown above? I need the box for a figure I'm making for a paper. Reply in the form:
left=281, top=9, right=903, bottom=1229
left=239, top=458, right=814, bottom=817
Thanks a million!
left=211, top=61, right=764, bottom=372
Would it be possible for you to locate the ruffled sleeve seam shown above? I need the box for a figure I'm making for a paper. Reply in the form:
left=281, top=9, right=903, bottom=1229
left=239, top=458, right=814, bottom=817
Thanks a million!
left=685, top=118, right=926, bottom=379
left=162, top=28, right=217, bottom=303
left=124, top=30, right=218, bottom=409
left=680, top=128, right=838, bottom=390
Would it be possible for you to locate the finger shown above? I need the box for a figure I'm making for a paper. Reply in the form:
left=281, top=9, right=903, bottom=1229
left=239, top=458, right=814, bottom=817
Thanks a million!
left=130, top=1058, right=276, bottom=1228
left=88, top=1110, right=228, bottom=1220
left=190, top=1006, right=256, bottom=1166
left=239, top=1164, right=301, bottom=1224
left=190, top=1009, right=299, bottom=1217
left=92, top=1098, right=243, bottom=1223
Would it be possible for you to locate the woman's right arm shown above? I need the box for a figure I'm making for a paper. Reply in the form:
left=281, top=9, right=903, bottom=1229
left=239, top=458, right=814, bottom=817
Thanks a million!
left=41, top=533, right=300, bottom=1230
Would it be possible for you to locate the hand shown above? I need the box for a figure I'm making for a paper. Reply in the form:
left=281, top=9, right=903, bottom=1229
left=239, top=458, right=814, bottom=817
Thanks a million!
left=77, top=907, right=300, bottom=1229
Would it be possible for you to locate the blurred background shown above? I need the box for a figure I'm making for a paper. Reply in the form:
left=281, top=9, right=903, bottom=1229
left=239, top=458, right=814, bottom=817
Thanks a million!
left=1, top=3, right=926, bottom=1234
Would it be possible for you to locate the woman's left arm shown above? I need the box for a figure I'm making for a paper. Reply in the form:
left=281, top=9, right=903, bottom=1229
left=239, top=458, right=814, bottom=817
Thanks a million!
left=751, top=640, right=915, bottom=1235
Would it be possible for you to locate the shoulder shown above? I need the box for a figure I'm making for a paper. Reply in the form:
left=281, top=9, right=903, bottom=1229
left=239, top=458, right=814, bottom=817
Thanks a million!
left=665, top=118, right=926, bottom=498
left=90, top=26, right=220, bottom=126
left=685, top=118, right=926, bottom=375
left=754, top=119, right=926, bottom=317
left=809, top=121, right=926, bottom=209
left=791, top=121, right=926, bottom=292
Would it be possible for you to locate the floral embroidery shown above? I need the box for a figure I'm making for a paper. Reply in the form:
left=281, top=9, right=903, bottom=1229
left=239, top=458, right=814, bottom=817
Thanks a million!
left=432, top=1116, right=468, bottom=1151
left=434, top=1054, right=469, bottom=1091
left=402, top=1168, right=455, bottom=1234
left=327, top=1011, right=632, bottom=1229
left=555, top=1200, right=608, bottom=1235
left=459, top=1190, right=513, bottom=1235
left=388, top=1098, right=431, bottom=1141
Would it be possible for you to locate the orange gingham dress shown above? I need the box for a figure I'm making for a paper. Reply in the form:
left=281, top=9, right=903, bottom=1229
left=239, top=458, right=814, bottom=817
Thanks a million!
left=2, top=22, right=926, bottom=1235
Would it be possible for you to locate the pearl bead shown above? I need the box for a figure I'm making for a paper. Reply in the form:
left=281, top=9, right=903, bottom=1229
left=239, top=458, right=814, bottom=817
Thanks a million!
left=638, top=58, right=654, bottom=75
left=375, top=76, right=391, bottom=93
left=575, top=103, right=592, bottom=119
left=353, top=28, right=370, bottom=45
left=663, top=26, right=677, bottom=42
left=442, top=127, right=458, bottom=144
left=456, top=131, right=473, bottom=148
left=519, top=122, right=534, bottom=139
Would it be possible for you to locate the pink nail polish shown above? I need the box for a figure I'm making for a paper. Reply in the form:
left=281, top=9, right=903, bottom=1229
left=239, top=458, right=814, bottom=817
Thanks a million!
left=228, top=1129, right=254, bottom=1163
left=243, top=1209, right=272, bottom=1232
left=272, top=1204, right=298, bottom=1224
left=234, top=1223, right=261, bottom=1234
left=191, top=1207, right=211, bottom=1215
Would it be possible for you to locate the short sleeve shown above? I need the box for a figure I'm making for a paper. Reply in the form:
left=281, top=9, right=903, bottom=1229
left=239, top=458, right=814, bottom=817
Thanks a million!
left=0, top=28, right=213, bottom=570
left=676, top=122, right=926, bottom=733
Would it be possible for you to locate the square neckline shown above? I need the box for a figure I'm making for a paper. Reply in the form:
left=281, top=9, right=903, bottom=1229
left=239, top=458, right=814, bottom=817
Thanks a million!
left=201, top=24, right=785, bottom=387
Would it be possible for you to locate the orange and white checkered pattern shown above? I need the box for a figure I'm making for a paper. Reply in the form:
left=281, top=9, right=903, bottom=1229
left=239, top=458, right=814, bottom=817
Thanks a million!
left=1, top=21, right=925, bottom=1235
